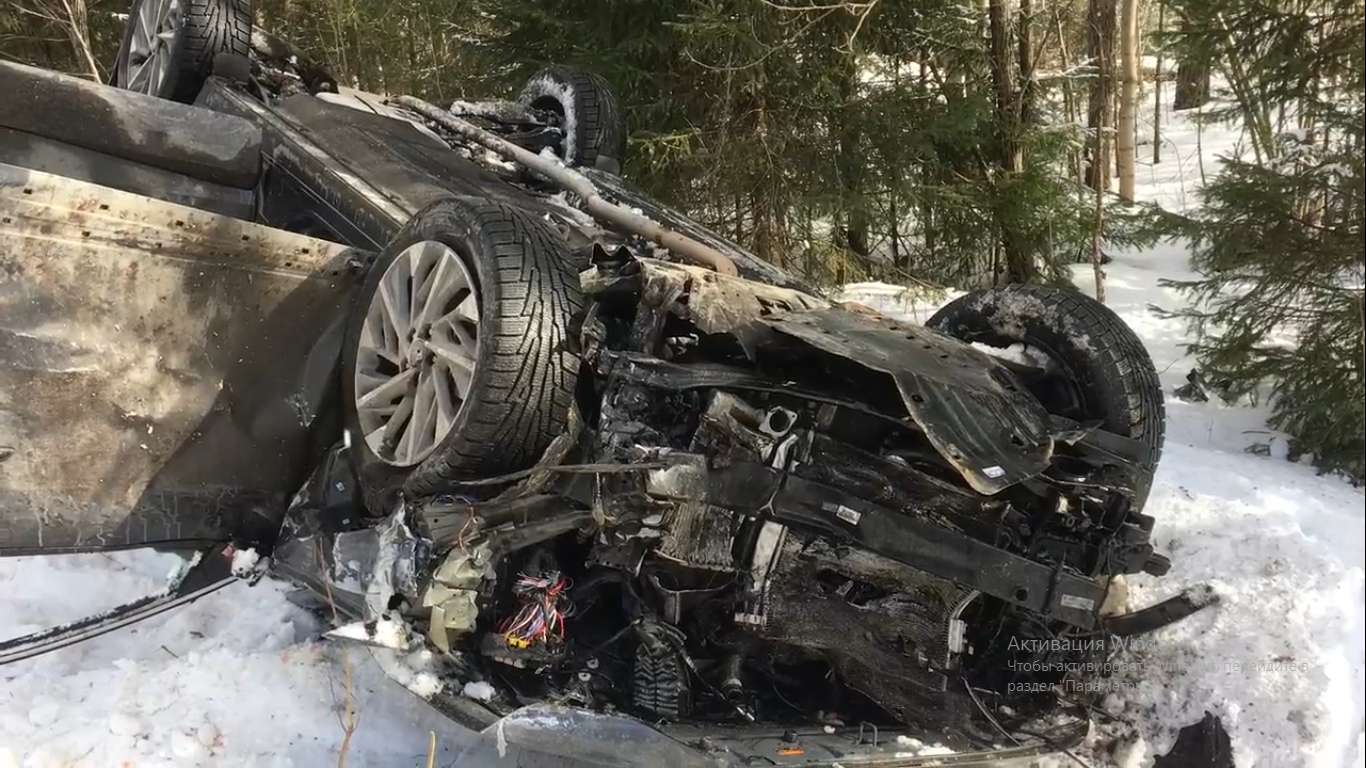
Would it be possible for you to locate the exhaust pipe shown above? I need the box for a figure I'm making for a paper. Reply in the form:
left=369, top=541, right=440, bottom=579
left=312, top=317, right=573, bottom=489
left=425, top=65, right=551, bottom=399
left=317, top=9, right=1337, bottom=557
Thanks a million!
left=392, top=95, right=739, bottom=277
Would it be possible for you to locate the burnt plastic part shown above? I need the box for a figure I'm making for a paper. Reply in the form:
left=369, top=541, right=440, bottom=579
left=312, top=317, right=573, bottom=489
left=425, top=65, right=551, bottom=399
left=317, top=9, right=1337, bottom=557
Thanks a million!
left=1102, top=584, right=1218, bottom=637
left=480, top=632, right=565, bottom=668
left=451, top=704, right=1088, bottom=767
left=268, top=445, right=371, bottom=619
left=650, top=457, right=1104, bottom=628
left=0, top=61, right=261, bottom=189
left=750, top=535, right=975, bottom=722
left=633, top=639, right=691, bottom=719
left=1154, top=712, right=1235, bottom=768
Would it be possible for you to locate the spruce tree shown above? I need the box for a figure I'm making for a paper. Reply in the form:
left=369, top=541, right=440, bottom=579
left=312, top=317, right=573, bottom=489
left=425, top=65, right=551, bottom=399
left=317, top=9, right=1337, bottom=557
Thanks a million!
left=1154, top=0, right=1365, bottom=479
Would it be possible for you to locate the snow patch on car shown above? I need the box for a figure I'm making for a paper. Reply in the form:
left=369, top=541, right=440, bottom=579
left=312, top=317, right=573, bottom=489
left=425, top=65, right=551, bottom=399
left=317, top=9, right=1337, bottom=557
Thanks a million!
left=372, top=645, right=445, bottom=699
left=970, top=341, right=1057, bottom=370
left=228, top=547, right=260, bottom=579
left=461, top=680, right=497, bottom=701
left=894, top=734, right=954, bottom=756
left=969, top=290, right=1093, bottom=352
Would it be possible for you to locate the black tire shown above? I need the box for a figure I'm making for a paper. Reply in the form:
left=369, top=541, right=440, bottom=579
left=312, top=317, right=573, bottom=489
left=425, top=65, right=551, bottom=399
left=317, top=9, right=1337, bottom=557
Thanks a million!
left=342, top=198, right=583, bottom=513
left=113, top=0, right=253, bottom=103
left=926, top=285, right=1165, bottom=509
left=518, top=66, right=627, bottom=173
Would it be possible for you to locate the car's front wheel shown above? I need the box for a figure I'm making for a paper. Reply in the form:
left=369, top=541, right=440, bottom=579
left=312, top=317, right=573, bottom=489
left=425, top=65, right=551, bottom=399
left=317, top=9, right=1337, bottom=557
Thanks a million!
left=341, top=198, right=583, bottom=513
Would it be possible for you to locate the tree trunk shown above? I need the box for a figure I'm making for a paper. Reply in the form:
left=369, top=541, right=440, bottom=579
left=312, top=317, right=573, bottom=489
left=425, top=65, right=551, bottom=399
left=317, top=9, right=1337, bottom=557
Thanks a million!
left=834, top=59, right=868, bottom=259
left=1173, top=59, right=1210, bottom=110
left=1016, top=0, right=1035, bottom=129
left=1055, top=7, right=1085, bottom=185
left=1117, top=0, right=1138, bottom=201
left=1091, top=167, right=1107, bottom=303
left=1086, top=0, right=1116, bottom=191
left=1153, top=0, right=1165, bottom=163
left=988, top=0, right=1032, bottom=283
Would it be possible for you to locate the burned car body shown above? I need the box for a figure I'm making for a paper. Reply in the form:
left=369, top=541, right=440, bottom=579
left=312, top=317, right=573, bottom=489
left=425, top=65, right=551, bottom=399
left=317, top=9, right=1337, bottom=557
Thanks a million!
left=1, top=13, right=1177, bottom=763
left=313, top=255, right=1169, bottom=744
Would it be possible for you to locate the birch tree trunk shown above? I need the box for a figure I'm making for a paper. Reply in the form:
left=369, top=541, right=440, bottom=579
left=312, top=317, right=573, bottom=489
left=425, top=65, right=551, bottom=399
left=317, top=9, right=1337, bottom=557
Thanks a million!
left=1117, top=0, right=1138, bottom=201
left=1153, top=0, right=1165, bottom=163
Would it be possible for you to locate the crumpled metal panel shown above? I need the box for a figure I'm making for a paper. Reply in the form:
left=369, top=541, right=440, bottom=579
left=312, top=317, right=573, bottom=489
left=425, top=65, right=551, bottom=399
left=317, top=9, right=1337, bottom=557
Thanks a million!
left=0, top=164, right=361, bottom=554
left=581, top=257, right=825, bottom=335
left=756, top=308, right=1054, bottom=494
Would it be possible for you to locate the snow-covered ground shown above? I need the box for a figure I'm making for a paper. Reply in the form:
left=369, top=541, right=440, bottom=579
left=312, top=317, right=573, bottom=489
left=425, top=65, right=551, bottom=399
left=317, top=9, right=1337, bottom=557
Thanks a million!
left=0, top=552, right=471, bottom=766
left=1061, top=104, right=1365, bottom=768
left=2, top=93, right=1362, bottom=768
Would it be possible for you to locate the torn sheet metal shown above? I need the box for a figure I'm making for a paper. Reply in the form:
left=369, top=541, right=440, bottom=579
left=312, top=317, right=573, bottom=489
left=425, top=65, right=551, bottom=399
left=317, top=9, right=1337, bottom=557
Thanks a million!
left=751, top=308, right=1055, bottom=494
left=0, top=164, right=363, bottom=554
left=581, top=257, right=825, bottom=335
left=364, top=504, right=428, bottom=620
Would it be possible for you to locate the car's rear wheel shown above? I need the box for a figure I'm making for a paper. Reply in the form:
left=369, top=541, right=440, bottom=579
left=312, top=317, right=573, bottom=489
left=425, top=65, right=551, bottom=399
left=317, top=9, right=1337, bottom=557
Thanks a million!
left=114, top=0, right=253, bottom=103
left=518, top=66, right=626, bottom=173
left=342, top=198, right=583, bottom=513
left=926, top=285, right=1165, bottom=509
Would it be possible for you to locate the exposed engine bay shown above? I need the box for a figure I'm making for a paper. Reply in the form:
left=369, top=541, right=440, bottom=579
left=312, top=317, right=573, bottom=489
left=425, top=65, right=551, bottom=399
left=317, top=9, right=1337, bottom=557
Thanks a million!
left=275, top=251, right=1171, bottom=751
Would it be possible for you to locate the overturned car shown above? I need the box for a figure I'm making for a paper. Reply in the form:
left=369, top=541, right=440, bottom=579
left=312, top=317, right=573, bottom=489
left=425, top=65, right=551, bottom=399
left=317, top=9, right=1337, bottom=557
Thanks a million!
left=0, top=3, right=1184, bottom=764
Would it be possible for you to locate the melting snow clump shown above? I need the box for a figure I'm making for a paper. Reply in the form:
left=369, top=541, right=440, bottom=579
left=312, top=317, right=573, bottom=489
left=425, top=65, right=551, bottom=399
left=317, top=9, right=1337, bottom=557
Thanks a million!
left=229, top=547, right=260, bottom=579
left=462, top=680, right=497, bottom=702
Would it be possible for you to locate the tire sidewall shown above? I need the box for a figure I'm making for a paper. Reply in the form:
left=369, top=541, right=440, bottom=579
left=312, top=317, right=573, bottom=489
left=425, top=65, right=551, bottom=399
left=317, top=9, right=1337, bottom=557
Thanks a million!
left=114, top=0, right=222, bottom=101
left=927, top=286, right=1164, bottom=507
left=518, top=67, right=625, bottom=171
left=340, top=200, right=497, bottom=513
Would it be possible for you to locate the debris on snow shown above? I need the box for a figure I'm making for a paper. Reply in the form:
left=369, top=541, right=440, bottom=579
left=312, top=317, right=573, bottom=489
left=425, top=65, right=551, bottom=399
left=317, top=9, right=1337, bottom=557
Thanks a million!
left=371, top=646, right=446, bottom=699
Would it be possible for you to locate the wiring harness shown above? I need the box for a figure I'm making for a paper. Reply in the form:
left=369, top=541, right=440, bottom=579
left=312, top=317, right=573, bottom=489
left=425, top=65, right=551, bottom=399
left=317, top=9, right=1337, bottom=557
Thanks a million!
left=499, top=572, right=574, bottom=648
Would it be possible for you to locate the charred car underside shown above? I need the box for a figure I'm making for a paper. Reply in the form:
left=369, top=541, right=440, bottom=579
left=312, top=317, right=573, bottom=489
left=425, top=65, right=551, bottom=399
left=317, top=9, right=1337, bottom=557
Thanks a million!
left=281, top=254, right=1172, bottom=745
left=0, top=5, right=1194, bottom=763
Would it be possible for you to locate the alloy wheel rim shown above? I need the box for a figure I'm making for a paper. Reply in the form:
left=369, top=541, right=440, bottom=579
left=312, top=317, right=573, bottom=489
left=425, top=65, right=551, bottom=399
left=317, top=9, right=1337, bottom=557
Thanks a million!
left=355, top=240, right=480, bottom=467
left=123, top=0, right=182, bottom=95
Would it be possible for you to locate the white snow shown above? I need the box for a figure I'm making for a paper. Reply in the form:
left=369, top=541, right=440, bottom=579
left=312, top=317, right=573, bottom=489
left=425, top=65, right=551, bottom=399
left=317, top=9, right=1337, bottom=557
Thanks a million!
left=461, top=681, right=497, bottom=702
left=895, top=734, right=954, bottom=756
left=0, top=551, right=471, bottom=766
left=836, top=280, right=963, bottom=325
left=229, top=547, right=261, bottom=579
left=325, top=617, right=411, bottom=650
